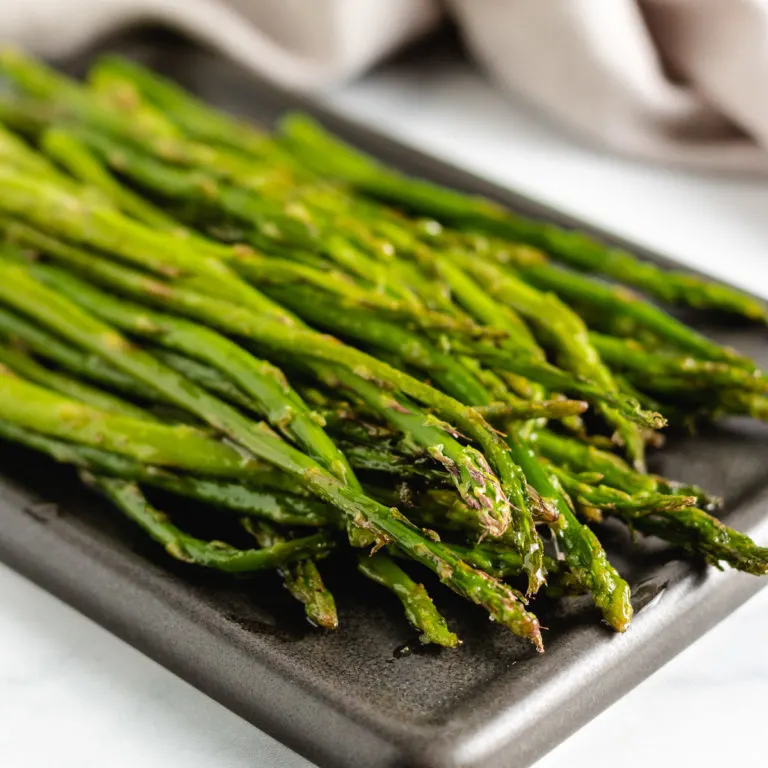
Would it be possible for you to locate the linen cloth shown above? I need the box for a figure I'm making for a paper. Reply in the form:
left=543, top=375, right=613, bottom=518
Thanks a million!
left=3, top=0, right=768, bottom=171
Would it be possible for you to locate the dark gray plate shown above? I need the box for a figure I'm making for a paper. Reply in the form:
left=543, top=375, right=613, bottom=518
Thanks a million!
left=2, top=30, right=767, bottom=768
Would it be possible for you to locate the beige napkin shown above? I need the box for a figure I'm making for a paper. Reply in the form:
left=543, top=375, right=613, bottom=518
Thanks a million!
left=450, top=0, right=768, bottom=172
left=0, top=0, right=440, bottom=88
left=3, top=0, right=768, bottom=172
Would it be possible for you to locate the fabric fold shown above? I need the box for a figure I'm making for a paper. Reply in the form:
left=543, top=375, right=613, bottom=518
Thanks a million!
left=4, top=0, right=768, bottom=171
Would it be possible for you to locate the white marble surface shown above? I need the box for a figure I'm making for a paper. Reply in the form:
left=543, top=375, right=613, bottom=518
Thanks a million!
left=3, top=53, right=768, bottom=768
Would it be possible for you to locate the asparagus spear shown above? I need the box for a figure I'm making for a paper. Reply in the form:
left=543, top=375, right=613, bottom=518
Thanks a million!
left=241, top=517, right=339, bottom=629
left=86, top=62, right=182, bottom=139
left=509, top=252, right=753, bottom=367
left=42, top=104, right=459, bottom=317
left=152, top=347, right=262, bottom=414
left=532, top=429, right=720, bottom=510
left=477, top=399, right=588, bottom=421
left=224, top=251, right=502, bottom=341
left=358, top=319, right=632, bottom=624
left=546, top=464, right=696, bottom=513
left=71, top=263, right=546, bottom=578
left=2, top=211, right=504, bottom=537
left=629, top=379, right=768, bottom=423
left=357, top=552, right=460, bottom=647
left=41, top=125, right=182, bottom=230
left=503, top=436, right=633, bottom=631
left=277, top=113, right=768, bottom=322
left=628, top=509, right=768, bottom=576
left=89, top=259, right=546, bottom=549
left=85, top=55, right=279, bottom=157
left=0, top=263, right=544, bottom=646
left=0, top=120, right=72, bottom=183
left=0, top=419, right=330, bottom=525
left=4, top=49, right=768, bottom=645
left=433, top=255, right=547, bottom=434
left=325, top=373, right=513, bottom=537
left=443, top=250, right=652, bottom=469
left=0, top=166, right=295, bottom=327
left=478, top=230, right=768, bottom=325
left=0, top=224, right=359, bottom=488
left=0, top=159, right=539, bottom=538
left=0, top=340, right=153, bottom=420
left=0, top=304, right=161, bottom=401
left=264, top=284, right=495, bottom=405
left=12, top=233, right=518, bottom=540
left=77, top=124, right=456, bottom=316
left=17, top=253, right=547, bottom=583
left=0, top=163, right=650, bottom=421
left=445, top=544, right=583, bottom=595
left=87, top=474, right=333, bottom=573
left=337, top=443, right=449, bottom=484
left=265, top=283, right=653, bottom=426
left=589, top=332, right=768, bottom=393
left=0, top=48, right=267, bottom=183
left=0, top=368, right=265, bottom=476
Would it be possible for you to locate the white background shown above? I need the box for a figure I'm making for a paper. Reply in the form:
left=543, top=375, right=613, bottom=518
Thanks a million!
left=3, top=51, right=768, bottom=767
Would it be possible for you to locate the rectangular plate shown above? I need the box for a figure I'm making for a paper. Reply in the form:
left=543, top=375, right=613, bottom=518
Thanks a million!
left=2, top=30, right=768, bottom=768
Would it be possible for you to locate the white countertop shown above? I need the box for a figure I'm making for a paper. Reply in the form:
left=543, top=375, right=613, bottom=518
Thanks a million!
left=3, top=52, right=768, bottom=768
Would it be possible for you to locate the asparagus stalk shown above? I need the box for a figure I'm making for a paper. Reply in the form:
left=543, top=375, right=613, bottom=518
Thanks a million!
left=86, top=260, right=546, bottom=551
left=0, top=340, right=153, bottom=420
left=476, top=399, right=588, bottom=422
left=0, top=224, right=359, bottom=488
left=0, top=304, right=161, bottom=401
left=277, top=113, right=768, bottom=323
left=0, top=419, right=330, bottom=525
left=17, top=253, right=547, bottom=584
left=477, top=231, right=768, bottom=325
left=589, top=332, right=768, bottom=393
left=87, top=474, right=333, bottom=573
left=503, top=436, right=633, bottom=631
left=1, top=213, right=474, bottom=545
left=0, top=368, right=266, bottom=477
left=532, top=429, right=720, bottom=510
left=241, top=517, right=339, bottom=629
left=0, top=48, right=268, bottom=183
left=79, top=124, right=468, bottom=321
left=264, top=284, right=495, bottom=405
left=0, top=120, right=71, bottom=183
left=85, top=55, right=279, bottom=158
left=221, top=250, right=503, bottom=341
left=1, top=164, right=533, bottom=540
left=337, top=443, right=449, bottom=484
left=12, top=235, right=518, bottom=540
left=443, top=250, right=652, bottom=469
left=433, top=256, right=547, bottom=435
left=446, top=544, right=584, bottom=596
left=3, top=49, right=767, bottom=646
left=509, top=252, right=754, bottom=366
left=326, top=372, right=513, bottom=537
left=609, top=359, right=768, bottom=423
left=152, top=347, right=262, bottom=414
left=265, top=283, right=653, bottom=426
left=357, top=552, right=460, bottom=647
left=356, top=319, right=632, bottom=624
left=0, top=166, right=297, bottom=330
left=546, top=464, right=696, bottom=513
left=86, top=62, right=182, bottom=139
left=0, top=164, right=649, bottom=421
left=628, top=509, right=768, bottom=576
left=41, top=125, right=182, bottom=230
left=0, top=263, right=544, bottom=646
left=70, top=263, right=545, bottom=580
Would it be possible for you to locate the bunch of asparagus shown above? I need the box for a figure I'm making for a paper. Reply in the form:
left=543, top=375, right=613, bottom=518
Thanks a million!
left=0, top=49, right=766, bottom=651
